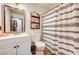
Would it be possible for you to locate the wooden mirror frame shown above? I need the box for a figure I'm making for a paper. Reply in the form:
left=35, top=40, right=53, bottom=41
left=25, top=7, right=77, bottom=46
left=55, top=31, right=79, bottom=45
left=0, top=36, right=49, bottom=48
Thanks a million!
left=4, top=5, right=25, bottom=33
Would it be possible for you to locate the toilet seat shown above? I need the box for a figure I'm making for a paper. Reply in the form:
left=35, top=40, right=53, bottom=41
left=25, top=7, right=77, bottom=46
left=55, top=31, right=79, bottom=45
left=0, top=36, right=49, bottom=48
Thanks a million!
left=35, top=41, right=45, bottom=55
left=35, top=41, right=45, bottom=48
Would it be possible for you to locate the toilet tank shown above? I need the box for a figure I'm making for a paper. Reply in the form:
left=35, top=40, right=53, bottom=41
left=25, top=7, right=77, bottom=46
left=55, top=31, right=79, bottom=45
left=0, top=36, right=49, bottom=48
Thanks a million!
left=31, top=34, right=41, bottom=42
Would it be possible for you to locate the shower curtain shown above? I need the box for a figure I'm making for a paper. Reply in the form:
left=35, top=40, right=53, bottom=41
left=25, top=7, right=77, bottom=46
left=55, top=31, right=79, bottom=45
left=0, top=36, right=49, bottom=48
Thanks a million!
left=42, top=3, right=79, bottom=55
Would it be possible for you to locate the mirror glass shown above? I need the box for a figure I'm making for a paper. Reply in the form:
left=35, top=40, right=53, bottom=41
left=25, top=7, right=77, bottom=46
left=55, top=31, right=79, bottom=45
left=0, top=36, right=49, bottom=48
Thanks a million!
left=4, top=5, right=25, bottom=33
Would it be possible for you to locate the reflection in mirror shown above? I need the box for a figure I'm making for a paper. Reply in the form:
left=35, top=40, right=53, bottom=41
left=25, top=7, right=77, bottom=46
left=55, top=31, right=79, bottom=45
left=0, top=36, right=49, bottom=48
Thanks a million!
left=4, top=5, right=25, bottom=33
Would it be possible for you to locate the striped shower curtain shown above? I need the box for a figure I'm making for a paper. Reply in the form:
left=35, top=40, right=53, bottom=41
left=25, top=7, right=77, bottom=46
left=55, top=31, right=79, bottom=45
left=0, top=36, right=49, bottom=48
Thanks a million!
left=42, top=3, right=79, bottom=55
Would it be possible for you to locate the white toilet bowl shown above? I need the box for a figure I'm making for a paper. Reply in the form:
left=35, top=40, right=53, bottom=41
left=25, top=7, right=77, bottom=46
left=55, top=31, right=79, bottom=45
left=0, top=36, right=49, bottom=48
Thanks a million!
left=31, top=34, right=45, bottom=55
left=35, top=41, right=45, bottom=55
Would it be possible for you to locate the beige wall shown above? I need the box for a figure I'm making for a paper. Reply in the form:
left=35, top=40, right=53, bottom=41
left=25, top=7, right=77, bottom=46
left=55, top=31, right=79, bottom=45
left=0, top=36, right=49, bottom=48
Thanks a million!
left=19, top=4, right=46, bottom=35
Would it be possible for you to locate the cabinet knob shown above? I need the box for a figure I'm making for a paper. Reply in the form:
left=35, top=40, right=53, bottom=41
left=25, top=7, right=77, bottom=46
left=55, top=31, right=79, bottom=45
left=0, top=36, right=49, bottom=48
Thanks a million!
left=14, top=46, right=16, bottom=48
left=17, top=45, right=19, bottom=47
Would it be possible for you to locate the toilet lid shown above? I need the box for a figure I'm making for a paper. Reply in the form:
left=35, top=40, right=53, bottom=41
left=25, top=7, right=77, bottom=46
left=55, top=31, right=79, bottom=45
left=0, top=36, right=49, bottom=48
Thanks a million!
left=35, top=41, right=45, bottom=47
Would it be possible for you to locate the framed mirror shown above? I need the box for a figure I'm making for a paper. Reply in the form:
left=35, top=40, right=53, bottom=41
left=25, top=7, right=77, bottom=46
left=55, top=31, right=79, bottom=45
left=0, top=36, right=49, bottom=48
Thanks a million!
left=4, top=5, right=25, bottom=33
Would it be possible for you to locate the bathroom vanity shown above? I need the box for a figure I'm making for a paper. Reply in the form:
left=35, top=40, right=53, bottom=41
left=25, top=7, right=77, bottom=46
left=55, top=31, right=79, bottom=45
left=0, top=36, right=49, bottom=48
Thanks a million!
left=0, top=5, right=32, bottom=55
left=0, top=33, right=31, bottom=55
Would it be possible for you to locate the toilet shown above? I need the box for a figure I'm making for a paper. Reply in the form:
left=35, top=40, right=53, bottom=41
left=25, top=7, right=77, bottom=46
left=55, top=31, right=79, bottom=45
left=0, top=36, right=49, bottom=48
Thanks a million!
left=31, top=34, right=45, bottom=55
left=35, top=41, right=45, bottom=55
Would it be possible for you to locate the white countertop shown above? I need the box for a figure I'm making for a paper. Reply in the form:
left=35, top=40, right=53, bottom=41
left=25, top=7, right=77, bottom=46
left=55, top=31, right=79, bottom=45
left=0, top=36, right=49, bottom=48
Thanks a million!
left=0, top=33, right=31, bottom=40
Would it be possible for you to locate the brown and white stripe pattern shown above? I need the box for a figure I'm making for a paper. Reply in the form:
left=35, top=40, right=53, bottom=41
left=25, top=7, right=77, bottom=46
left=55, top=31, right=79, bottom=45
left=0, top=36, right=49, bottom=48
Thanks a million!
left=42, top=3, right=79, bottom=55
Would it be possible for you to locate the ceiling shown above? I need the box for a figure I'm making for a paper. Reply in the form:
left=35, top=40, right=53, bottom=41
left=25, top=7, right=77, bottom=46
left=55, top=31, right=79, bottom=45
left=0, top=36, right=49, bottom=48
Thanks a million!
left=36, top=3, right=59, bottom=10
left=24, top=3, right=59, bottom=12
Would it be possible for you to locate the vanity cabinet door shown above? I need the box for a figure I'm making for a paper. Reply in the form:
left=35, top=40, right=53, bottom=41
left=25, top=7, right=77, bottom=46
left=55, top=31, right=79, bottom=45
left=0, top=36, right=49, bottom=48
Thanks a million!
left=0, top=44, right=16, bottom=55
left=17, top=42, right=31, bottom=55
left=15, top=36, right=31, bottom=55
